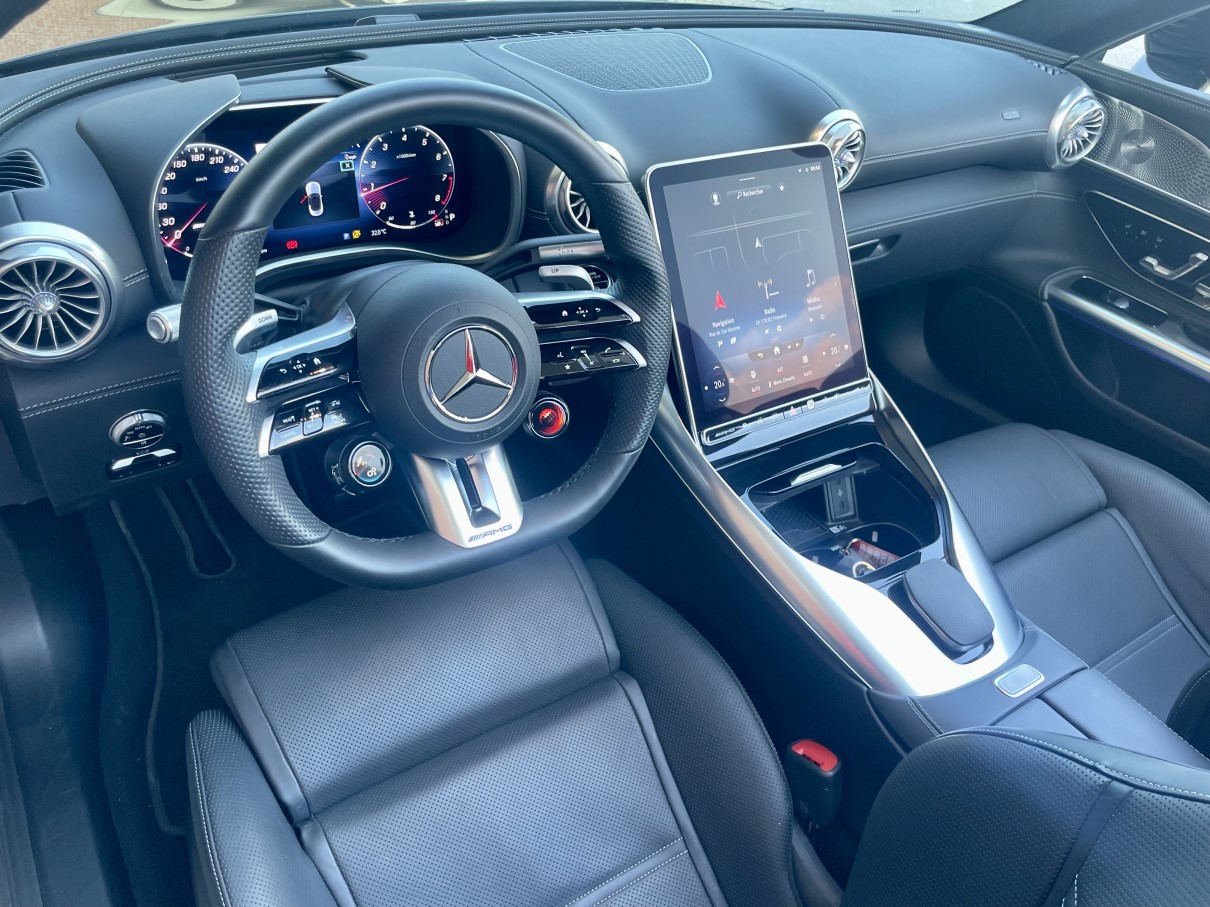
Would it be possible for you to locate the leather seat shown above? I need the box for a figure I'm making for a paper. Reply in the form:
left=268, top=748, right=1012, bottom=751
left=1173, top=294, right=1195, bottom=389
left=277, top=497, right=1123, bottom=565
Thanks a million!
left=930, top=424, right=1210, bottom=749
left=188, top=542, right=1210, bottom=907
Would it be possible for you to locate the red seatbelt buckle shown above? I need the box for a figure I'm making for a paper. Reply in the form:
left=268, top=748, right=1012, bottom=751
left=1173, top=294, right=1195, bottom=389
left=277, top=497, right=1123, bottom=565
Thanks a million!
left=784, top=739, right=842, bottom=830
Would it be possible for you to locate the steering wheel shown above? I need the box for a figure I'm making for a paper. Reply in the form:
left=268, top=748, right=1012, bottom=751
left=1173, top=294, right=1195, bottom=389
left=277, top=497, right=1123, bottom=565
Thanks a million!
left=180, top=80, right=671, bottom=588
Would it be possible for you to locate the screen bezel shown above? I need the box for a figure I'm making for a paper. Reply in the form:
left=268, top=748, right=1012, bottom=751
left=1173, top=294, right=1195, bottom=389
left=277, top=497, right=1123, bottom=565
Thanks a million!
left=644, top=141, right=868, bottom=442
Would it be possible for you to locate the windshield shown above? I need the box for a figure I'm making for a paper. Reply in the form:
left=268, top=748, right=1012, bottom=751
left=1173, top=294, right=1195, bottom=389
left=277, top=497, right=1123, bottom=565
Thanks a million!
left=0, top=0, right=1022, bottom=62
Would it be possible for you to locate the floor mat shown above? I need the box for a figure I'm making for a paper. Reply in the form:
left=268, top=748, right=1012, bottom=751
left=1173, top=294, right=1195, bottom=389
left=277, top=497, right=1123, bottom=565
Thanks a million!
left=110, top=477, right=341, bottom=832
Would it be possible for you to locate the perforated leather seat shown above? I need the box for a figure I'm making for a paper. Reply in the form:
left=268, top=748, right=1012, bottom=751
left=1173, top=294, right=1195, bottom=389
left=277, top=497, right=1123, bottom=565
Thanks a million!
left=188, top=541, right=1210, bottom=907
left=931, top=423, right=1210, bottom=749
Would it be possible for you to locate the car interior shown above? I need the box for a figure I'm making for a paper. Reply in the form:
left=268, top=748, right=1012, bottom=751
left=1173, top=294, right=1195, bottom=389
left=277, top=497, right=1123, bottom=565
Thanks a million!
left=6, top=1, right=1210, bottom=905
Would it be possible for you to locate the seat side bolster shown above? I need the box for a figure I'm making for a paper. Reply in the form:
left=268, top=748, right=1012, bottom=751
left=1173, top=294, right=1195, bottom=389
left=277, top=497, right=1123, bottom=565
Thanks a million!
left=187, top=710, right=340, bottom=907
left=844, top=727, right=1210, bottom=907
left=962, top=727, right=1210, bottom=802
left=588, top=559, right=806, bottom=907
left=1056, top=431, right=1210, bottom=652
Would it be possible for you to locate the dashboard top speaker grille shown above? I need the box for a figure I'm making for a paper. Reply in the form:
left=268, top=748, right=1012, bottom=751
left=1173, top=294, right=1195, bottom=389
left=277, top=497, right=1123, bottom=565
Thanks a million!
left=502, top=33, right=710, bottom=91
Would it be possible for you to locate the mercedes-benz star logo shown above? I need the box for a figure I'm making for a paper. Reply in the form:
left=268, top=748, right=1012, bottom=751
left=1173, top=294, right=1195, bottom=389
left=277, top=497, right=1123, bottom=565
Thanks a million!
left=425, top=326, right=518, bottom=423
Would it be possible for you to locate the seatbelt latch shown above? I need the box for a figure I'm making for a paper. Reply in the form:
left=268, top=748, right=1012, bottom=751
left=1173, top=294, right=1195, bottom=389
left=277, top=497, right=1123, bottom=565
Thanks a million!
left=784, top=739, right=842, bottom=830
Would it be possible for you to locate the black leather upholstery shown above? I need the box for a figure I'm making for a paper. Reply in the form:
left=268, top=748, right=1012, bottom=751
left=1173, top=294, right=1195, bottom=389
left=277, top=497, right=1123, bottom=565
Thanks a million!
left=844, top=727, right=1210, bottom=907
left=188, top=544, right=795, bottom=907
left=931, top=424, right=1210, bottom=735
left=190, top=541, right=1210, bottom=907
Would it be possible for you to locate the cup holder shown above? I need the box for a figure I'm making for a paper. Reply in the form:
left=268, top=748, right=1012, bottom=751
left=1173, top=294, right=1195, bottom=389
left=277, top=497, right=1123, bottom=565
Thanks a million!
left=798, top=522, right=924, bottom=577
left=748, top=443, right=941, bottom=581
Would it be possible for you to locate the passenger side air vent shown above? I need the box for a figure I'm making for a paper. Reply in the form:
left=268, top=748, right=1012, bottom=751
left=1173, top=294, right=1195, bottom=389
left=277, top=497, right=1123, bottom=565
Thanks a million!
left=1048, top=89, right=1106, bottom=168
left=810, top=110, right=866, bottom=191
left=0, top=151, right=46, bottom=193
left=0, top=236, right=111, bottom=364
left=546, top=142, right=628, bottom=235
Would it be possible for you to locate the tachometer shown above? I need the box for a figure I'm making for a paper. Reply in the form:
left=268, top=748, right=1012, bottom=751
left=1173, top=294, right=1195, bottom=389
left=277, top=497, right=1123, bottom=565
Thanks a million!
left=357, top=126, right=455, bottom=229
left=155, top=143, right=247, bottom=258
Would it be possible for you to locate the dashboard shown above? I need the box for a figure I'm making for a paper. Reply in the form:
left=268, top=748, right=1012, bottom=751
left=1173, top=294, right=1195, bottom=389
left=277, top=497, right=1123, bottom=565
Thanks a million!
left=0, top=11, right=1120, bottom=512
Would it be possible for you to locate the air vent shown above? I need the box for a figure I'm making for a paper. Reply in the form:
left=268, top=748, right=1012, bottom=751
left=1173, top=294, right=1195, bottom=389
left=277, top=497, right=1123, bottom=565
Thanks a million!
left=1022, top=57, right=1064, bottom=76
left=583, top=264, right=612, bottom=290
left=1048, top=89, right=1107, bottom=168
left=565, top=182, right=593, bottom=232
left=547, top=142, right=628, bottom=235
left=0, top=240, right=110, bottom=363
left=0, top=151, right=46, bottom=192
left=810, top=110, right=866, bottom=191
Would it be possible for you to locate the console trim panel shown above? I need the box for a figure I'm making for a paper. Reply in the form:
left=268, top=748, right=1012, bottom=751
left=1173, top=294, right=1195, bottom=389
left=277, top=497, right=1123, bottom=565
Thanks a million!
left=651, top=383, right=1024, bottom=697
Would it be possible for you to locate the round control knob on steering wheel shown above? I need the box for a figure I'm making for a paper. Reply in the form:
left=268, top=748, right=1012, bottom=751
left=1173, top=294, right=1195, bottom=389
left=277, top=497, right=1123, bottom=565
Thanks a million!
left=326, top=438, right=392, bottom=496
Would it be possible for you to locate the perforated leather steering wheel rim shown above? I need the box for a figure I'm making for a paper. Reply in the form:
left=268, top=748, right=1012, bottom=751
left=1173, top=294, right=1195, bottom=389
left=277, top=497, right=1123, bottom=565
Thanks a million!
left=181, top=79, right=671, bottom=588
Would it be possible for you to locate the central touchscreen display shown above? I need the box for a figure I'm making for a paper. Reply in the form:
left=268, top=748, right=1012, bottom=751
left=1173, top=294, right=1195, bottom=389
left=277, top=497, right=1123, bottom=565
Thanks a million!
left=646, top=143, right=867, bottom=440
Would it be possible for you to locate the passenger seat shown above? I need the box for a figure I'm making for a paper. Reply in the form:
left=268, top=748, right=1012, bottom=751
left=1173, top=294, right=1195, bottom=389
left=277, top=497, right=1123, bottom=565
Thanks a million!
left=929, top=424, right=1210, bottom=751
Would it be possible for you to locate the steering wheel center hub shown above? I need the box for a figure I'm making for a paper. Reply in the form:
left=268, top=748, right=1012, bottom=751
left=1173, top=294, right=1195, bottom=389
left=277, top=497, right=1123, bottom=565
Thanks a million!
left=426, top=325, right=518, bottom=423
left=348, top=261, right=541, bottom=459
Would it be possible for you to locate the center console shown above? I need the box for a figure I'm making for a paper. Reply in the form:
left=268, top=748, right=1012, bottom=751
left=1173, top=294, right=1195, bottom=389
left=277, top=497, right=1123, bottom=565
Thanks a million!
left=645, top=142, right=1209, bottom=768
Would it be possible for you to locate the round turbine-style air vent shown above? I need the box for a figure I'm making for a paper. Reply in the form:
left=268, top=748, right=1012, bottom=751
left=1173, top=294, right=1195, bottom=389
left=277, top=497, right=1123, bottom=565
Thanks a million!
left=547, top=142, right=628, bottom=234
left=0, top=239, right=111, bottom=363
left=582, top=264, right=612, bottom=289
left=564, top=180, right=593, bottom=233
left=810, top=110, right=866, bottom=192
left=1048, top=88, right=1107, bottom=168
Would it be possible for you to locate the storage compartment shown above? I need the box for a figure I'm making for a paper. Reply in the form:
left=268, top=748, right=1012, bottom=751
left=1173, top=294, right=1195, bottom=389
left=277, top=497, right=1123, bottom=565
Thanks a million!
left=747, top=443, right=940, bottom=580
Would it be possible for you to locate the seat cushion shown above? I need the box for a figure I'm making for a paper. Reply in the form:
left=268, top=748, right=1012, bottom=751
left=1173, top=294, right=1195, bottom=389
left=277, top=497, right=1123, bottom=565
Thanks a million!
left=930, top=424, right=1210, bottom=728
left=191, top=543, right=804, bottom=907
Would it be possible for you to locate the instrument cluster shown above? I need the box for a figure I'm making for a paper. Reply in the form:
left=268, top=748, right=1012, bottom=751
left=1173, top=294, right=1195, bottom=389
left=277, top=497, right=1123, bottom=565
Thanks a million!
left=155, top=102, right=513, bottom=282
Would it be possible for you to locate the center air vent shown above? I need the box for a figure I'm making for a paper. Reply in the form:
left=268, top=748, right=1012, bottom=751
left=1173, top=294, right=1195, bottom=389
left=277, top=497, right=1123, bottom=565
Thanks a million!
left=547, top=142, right=628, bottom=235
left=0, top=237, right=111, bottom=364
left=583, top=264, right=612, bottom=290
left=810, top=110, right=866, bottom=192
left=0, top=151, right=46, bottom=193
left=1048, top=88, right=1107, bottom=168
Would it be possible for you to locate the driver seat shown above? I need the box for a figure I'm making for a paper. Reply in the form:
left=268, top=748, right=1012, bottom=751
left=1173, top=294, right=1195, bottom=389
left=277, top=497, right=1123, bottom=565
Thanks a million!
left=187, top=544, right=1210, bottom=907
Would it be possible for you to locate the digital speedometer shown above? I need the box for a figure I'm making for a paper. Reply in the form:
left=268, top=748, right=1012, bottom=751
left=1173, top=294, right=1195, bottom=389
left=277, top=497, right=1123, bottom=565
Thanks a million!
left=155, top=143, right=247, bottom=258
left=358, top=126, right=455, bottom=229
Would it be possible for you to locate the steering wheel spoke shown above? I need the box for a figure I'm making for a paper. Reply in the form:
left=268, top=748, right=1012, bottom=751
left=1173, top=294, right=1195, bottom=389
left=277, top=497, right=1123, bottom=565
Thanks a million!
left=538, top=335, right=647, bottom=380
left=245, top=303, right=356, bottom=403
left=407, top=445, right=523, bottom=548
left=514, top=289, right=640, bottom=332
left=241, top=303, right=371, bottom=456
